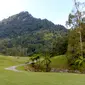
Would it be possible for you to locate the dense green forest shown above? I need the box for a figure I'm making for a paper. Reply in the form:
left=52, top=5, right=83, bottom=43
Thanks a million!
left=0, top=11, right=68, bottom=56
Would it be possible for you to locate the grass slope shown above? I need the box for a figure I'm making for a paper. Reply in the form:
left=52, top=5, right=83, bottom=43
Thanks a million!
left=0, top=55, right=85, bottom=85
left=51, top=55, right=68, bottom=69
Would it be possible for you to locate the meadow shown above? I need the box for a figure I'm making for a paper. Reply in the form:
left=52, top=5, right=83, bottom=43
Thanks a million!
left=0, top=55, right=85, bottom=85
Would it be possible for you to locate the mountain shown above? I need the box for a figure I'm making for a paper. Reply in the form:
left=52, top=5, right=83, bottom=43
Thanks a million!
left=0, top=11, right=68, bottom=56
left=0, top=11, right=67, bottom=38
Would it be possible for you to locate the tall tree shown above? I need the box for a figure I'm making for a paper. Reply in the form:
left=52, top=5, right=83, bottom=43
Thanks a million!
left=66, top=0, right=85, bottom=69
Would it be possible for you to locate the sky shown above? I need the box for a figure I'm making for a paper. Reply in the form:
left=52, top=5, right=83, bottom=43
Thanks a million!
left=0, top=0, right=84, bottom=26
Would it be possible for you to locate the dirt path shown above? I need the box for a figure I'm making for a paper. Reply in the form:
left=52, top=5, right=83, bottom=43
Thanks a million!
left=4, top=61, right=36, bottom=72
left=5, top=64, right=26, bottom=72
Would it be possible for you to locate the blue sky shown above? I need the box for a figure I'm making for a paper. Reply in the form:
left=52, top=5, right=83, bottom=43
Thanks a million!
left=0, top=0, right=84, bottom=26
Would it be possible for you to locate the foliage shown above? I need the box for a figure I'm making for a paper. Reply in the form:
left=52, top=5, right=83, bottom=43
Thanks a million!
left=66, top=0, right=85, bottom=69
left=66, top=0, right=85, bottom=28
left=0, top=11, right=68, bottom=56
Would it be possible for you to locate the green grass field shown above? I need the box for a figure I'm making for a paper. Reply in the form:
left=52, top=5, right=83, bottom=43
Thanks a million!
left=0, top=55, right=85, bottom=85
left=51, top=55, right=68, bottom=69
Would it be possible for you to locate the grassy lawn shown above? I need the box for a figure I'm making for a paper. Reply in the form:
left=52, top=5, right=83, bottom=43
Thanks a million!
left=0, top=55, right=29, bottom=71
left=0, top=55, right=85, bottom=85
left=51, top=55, right=68, bottom=69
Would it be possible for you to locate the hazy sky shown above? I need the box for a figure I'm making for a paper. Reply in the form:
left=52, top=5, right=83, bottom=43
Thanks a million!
left=0, top=0, right=84, bottom=26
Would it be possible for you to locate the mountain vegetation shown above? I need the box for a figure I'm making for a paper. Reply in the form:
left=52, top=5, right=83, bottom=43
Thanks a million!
left=0, top=11, right=68, bottom=57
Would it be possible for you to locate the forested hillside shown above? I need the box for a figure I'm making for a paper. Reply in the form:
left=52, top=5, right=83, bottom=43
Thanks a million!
left=0, top=11, right=68, bottom=56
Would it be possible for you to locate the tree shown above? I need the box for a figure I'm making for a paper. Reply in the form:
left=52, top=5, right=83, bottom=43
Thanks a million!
left=66, top=0, right=85, bottom=69
left=41, top=55, right=51, bottom=72
left=66, top=0, right=85, bottom=28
